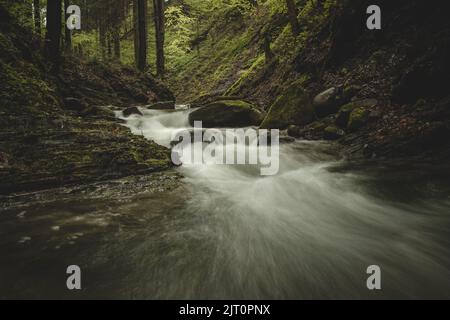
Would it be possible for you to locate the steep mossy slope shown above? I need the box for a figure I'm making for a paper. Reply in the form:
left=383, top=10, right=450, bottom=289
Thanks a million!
left=0, top=3, right=175, bottom=194
left=171, top=0, right=450, bottom=159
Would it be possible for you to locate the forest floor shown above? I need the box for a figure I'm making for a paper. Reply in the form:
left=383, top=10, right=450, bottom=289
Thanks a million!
left=0, top=5, right=179, bottom=195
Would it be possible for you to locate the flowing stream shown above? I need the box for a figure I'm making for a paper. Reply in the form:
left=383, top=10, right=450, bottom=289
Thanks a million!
left=1, top=107, right=450, bottom=299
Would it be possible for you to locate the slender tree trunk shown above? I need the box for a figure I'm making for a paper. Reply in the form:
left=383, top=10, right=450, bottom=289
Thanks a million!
left=137, top=0, right=147, bottom=71
left=133, top=0, right=139, bottom=68
left=153, top=0, right=165, bottom=77
left=113, top=7, right=121, bottom=61
left=33, top=0, right=41, bottom=35
left=113, top=28, right=121, bottom=61
left=107, top=32, right=113, bottom=58
left=64, top=0, right=72, bottom=53
left=45, top=0, right=62, bottom=67
left=285, top=0, right=300, bottom=36
left=99, top=19, right=107, bottom=60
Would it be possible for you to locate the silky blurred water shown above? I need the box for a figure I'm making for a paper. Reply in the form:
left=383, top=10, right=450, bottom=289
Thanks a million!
left=0, top=107, right=449, bottom=299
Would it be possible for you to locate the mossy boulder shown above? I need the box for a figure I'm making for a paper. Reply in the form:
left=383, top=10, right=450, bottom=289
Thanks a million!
left=147, top=101, right=175, bottom=110
left=336, top=102, right=359, bottom=127
left=260, top=81, right=314, bottom=129
left=190, top=92, right=247, bottom=108
left=323, top=125, right=345, bottom=140
left=336, top=99, right=378, bottom=128
left=287, top=125, right=303, bottom=137
left=188, top=100, right=264, bottom=127
left=342, top=85, right=362, bottom=101
left=348, top=107, right=370, bottom=131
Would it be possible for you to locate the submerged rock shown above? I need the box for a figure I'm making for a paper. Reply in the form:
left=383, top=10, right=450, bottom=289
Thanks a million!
left=260, top=81, right=314, bottom=129
left=188, top=100, right=264, bottom=127
left=123, top=106, right=143, bottom=117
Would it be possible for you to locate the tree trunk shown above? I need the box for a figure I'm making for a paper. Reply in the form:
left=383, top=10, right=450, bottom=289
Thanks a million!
left=45, top=0, right=62, bottom=67
left=64, top=0, right=72, bottom=53
left=107, top=32, right=113, bottom=58
left=285, top=0, right=300, bottom=36
left=137, top=0, right=147, bottom=71
left=133, top=0, right=139, bottom=68
left=112, top=7, right=121, bottom=61
left=153, top=0, right=165, bottom=77
left=33, top=0, right=41, bottom=35
left=113, top=28, right=121, bottom=61
left=99, top=19, right=107, bottom=60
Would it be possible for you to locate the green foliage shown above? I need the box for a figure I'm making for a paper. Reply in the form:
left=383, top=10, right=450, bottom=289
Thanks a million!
left=1, top=0, right=34, bottom=30
left=165, top=5, right=197, bottom=71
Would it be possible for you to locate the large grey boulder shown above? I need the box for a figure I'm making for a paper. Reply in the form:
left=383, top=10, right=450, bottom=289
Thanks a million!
left=313, top=87, right=340, bottom=118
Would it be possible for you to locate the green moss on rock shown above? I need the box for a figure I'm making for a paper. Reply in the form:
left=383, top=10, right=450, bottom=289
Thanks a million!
left=336, top=102, right=359, bottom=127
left=323, top=125, right=345, bottom=140
left=188, top=100, right=264, bottom=127
left=260, top=80, right=314, bottom=129
left=348, top=107, right=370, bottom=131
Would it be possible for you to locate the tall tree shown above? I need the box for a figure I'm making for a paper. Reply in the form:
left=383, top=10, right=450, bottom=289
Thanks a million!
left=33, top=0, right=41, bottom=35
left=285, top=0, right=300, bottom=36
left=153, top=0, right=165, bottom=77
left=99, top=17, right=107, bottom=60
left=112, top=5, right=122, bottom=61
left=45, top=0, right=62, bottom=66
left=137, top=0, right=147, bottom=71
left=64, top=0, right=72, bottom=53
left=133, top=0, right=139, bottom=67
